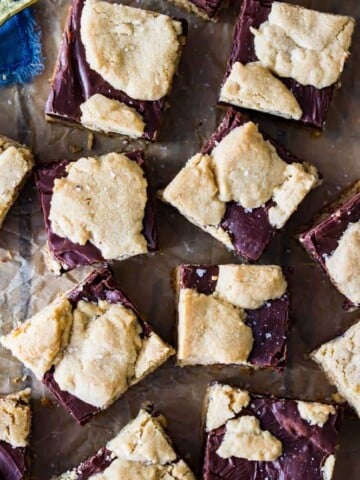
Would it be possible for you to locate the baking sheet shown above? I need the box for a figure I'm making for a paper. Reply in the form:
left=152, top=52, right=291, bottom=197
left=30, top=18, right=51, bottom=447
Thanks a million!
left=0, top=0, right=359, bottom=477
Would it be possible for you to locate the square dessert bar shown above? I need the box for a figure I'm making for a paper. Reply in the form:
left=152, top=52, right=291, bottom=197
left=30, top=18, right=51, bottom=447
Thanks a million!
left=0, top=389, right=31, bottom=480
left=54, top=408, right=195, bottom=479
left=46, top=0, right=187, bottom=141
left=168, top=0, right=224, bottom=21
left=175, top=264, right=290, bottom=368
left=219, top=0, right=355, bottom=127
left=299, top=180, right=360, bottom=309
left=0, top=267, right=174, bottom=425
left=161, top=109, right=320, bottom=261
left=202, top=382, right=343, bottom=480
left=0, top=135, right=34, bottom=230
left=35, top=150, right=158, bottom=273
left=312, top=318, right=360, bottom=419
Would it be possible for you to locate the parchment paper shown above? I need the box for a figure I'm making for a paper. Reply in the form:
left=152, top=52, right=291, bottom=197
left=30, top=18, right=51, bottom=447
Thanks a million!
left=0, top=0, right=359, bottom=478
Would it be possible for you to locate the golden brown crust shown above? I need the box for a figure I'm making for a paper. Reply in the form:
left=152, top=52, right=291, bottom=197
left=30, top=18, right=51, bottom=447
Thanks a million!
left=0, top=135, right=34, bottom=228
left=0, top=388, right=31, bottom=447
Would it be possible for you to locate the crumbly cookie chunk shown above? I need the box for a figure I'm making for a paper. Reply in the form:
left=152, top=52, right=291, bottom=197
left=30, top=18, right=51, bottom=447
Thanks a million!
left=220, top=62, right=302, bottom=120
left=297, top=401, right=335, bottom=427
left=322, top=455, right=335, bottom=480
left=325, top=222, right=360, bottom=305
left=49, top=153, right=148, bottom=260
left=268, top=162, right=320, bottom=228
left=311, top=319, right=360, bottom=417
left=0, top=389, right=31, bottom=448
left=251, top=2, right=355, bottom=89
left=53, top=300, right=173, bottom=408
left=215, top=265, right=287, bottom=309
left=211, top=122, right=286, bottom=207
left=0, top=135, right=34, bottom=228
left=177, top=289, right=253, bottom=366
left=206, top=383, right=250, bottom=431
left=162, top=153, right=226, bottom=227
left=108, top=410, right=176, bottom=464
left=80, top=94, right=145, bottom=138
left=0, top=0, right=37, bottom=27
left=53, top=300, right=143, bottom=408
left=216, top=415, right=283, bottom=461
left=0, top=296, right=73, bottom=380
left=134, top=333, right=174, bottom=381
left=161, top=153, right=232, bottom=248
left=81, top=0, right=184, bottom=101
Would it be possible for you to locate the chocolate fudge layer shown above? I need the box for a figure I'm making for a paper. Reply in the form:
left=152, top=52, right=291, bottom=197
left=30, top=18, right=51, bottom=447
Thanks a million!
left=203, top=383, right=343, bottom=480
left=0, top=442, right=26, bottom=480
left=0, top=267, right=174, bottom=425
left=177, top=264, right=290, bottom=368
left=300, top=181, right=360, bottom=309
left=54, top=409, right=196, bottom=480
left=75, top=448, right=113, bottom=480
left=220, top=0, right=354, bottom=127
left=46, top=0, right=187, bottom=141
left=35, top=150, right=157, bottom=272
left=162, top=109, right=319, bottom=261
left=0, top=390, right=31, bottom=480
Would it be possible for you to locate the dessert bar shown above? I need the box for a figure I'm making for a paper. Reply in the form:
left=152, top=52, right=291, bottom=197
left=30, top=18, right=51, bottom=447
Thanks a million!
left=299, top=180, right=359, bottom=309
left=202, top=382, right=343, bottom=480
left=46, top=0, right=187, bottom=141
left=175, top=264, right=290, bottom=368
left=53, top=408, right=195, bottom=479
left=0, top=135, right=34, bottom=230
left=0, top=389, right=31, bottom=480
left=219, top=0, right=355, bottom=127
left=0, top=267, right=173, bottom=425
left=35, top=150, right=157, bottom=273
left=161, top=109, right=320, bottom=261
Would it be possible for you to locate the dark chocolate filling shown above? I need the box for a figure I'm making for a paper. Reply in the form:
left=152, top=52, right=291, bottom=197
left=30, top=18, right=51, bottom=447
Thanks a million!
left=201, top=109, right=304, bottom=261
left=35, top=150, right=158, bottom=272
left=42, top=266, right=153, bottom=425
left=0, top=442, right=26, bottom=480
left=178, top=265, right=290, bottom=368
left=76, top=448, right=114, bottom=480
left=300, top=187, right=360, bottom=308
left=220, top=203, right=274, bottom=262
left=179, top=265, right=219, bottom=295
left=43, top=370, right=100, bottom=426
left=189, top=0, right=224, bottom=19
left=203, top=393, right=342, bottom=480
left=222, top=0, right=334, bottom=128
left=300, top=190, right=360, bottom=267
left=45, top=0, right=187, bottom=141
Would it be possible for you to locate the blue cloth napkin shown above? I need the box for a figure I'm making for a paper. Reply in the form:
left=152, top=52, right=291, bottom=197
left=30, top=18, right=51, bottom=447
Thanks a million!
left=0, top=8, right=43, bottom=86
